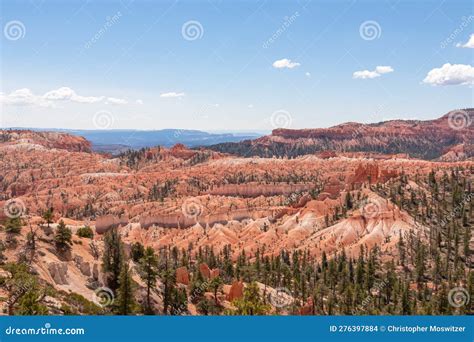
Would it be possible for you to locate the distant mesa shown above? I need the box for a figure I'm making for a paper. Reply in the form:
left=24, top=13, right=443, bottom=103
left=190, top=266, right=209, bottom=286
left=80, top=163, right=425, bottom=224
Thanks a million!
left=207, top=109, right=473, bottom=161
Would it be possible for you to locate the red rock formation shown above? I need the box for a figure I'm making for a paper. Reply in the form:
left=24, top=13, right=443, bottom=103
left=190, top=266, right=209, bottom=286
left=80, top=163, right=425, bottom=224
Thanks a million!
left=350, top=163, right=379, bottom=185
left=95, top=215, right=128, bottom=234
left=210, top=269, right=220, bottom=279
left=227, top=281, right=244, bottom=301
left=211, top=109, right=474, bottom=160
left=0, top=130, right=91, bottom=152
left=169, top=144, right=197, bottom=159
left=299, top=298, right=314, bottom=315
left=316, top=151, right=337, bottom=159
left=176, top=266, right=190, bottom=285
left=199, top=263, right=211, bottom=279
left=198, top=263, right=220, bottom=280
left=1, top=123, right=473, bottom=264
left=209, top=183, right=311, bottom=197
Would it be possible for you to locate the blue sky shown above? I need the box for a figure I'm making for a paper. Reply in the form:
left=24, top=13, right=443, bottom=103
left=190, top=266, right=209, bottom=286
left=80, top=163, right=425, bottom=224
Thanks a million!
left=1, top=0, right=473, bottom=130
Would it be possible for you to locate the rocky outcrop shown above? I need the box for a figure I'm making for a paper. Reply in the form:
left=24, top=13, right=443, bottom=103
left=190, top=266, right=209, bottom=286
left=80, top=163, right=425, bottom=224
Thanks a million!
left=48, top=262, right=69, bottom=285
left=207, top=109, right=474, bottom=160
left=349, top=163, right=399, bottom=185
left=73, top=255, right=91, bottom=277
left=323, top=179, right=343, bottom=199
left=176, top=266, right=190, bottom=285
left=139, top=208, right=275, bottom=229
left=169, top=144, right=197, bottom=159
left=350, top=163, right=380, bottom=185
left=92, top=263, right=99, bottom=281
left=199, top=263, right=211, bottom=279
left=227, top=281, right=244, bottom=301
left=0, top=130, right=91, bottom=152
left=95, top=215, right=128, bottom=234
left=198, top=263, right=220, bottom=280
left=208, top=183, right=312, bottom=197
left=210, top=269, right=220, bottom=279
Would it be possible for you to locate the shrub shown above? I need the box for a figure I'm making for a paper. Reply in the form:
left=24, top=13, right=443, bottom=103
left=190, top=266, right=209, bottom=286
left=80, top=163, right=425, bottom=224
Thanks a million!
left=76, top=226, right=94, bottom=239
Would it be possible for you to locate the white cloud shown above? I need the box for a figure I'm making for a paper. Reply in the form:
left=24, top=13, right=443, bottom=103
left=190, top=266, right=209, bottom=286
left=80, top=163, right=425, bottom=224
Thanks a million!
left=42, top=87, right=74, bottom=101
left=106, top=97, right=128, bottom=105
left=0, top=88, right=50, bottom=107
left=43, top=87, right=104, bottom=104
left=136, top=99, right=144, bottom=105
left=353, top=65, right=394, bottom=79
left=423, top=63, right=474, bottom=86
left=248, top=104, right=254, bottom=108
left=272, top=58, right=300, bottom=69
left=375, top=66, right=394, bottom=74
left=456, top=34, right=474, bottom=48
left=0, top=87, right=130, bottom=107
left=305, top=72, right=311, bottom=78
left=353, top=70, right=380, bottom=79
left=72, top=95, right=104, bottom=103
left=160, top=92, right=185, bottom=98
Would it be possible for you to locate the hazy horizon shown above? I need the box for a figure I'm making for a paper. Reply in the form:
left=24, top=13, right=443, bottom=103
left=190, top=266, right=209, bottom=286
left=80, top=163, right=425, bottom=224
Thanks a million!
left=1, top=106, right=468, bottom=133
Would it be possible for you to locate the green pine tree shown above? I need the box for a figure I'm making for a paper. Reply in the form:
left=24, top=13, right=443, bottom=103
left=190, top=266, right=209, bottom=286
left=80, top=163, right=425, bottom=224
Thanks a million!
left=115, top=261, right=136, bottom=315
left=137, top=247, right=159, bottom=314
left=102, top=228, right=124, bottom=291
left=54, top=220, right=72, bottom=251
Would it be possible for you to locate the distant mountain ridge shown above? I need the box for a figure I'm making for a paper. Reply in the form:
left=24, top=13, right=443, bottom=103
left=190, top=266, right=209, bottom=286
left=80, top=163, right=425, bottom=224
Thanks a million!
left=207, top=109, right=474, bottom=160
left=3, top=128, right=263, bottom=154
